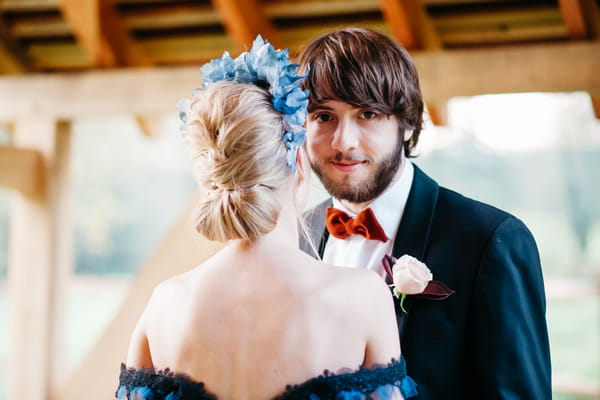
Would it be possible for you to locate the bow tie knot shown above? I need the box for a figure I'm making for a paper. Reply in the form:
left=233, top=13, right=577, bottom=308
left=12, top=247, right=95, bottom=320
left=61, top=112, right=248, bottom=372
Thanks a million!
left=325, top=207, right=388, bottom=242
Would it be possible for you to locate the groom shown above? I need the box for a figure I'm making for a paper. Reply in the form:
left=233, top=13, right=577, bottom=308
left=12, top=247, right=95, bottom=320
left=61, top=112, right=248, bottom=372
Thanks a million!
left=298, top=28, right=551, bottom=399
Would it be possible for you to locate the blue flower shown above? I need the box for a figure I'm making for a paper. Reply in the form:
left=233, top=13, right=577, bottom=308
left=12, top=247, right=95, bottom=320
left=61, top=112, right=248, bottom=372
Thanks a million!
left=183, top=35, right=309, bottom=171
left=200, top=52, right=235, bottom=83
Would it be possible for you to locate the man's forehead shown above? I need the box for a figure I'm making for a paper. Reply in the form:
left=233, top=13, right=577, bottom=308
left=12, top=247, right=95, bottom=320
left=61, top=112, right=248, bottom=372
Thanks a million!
left=309, top=98, right=363, bottom=111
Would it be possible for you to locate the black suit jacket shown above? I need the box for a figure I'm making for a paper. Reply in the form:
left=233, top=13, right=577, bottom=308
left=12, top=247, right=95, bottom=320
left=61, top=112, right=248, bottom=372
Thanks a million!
left=301, top=165, right=551, bottom=399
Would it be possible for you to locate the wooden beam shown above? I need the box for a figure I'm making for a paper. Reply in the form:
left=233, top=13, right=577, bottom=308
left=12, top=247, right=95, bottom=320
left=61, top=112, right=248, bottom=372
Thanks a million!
left=558, top=0, right=589, bottom=38
left=11, top=14, right=72, bottom=39
left=379, top=0, right=420, bottom=50
left=0, top=0, right=59, bottom=12
left=0, top=146, right=44, bottom=195
left=211, top=0, right=281, bottom=50
left=0, top=16, right=33, bottom=73
left=557, top=0, right=600, bottom=40
left=27, top=41, right=90, bottom=70
left=440, top=24, right=568, bottom=46
left=123, top=4, right=221, bottom=31
left=0, top=65, right=200, bottom=121
left=0, top=47, right=23, bottom=74
left=10, top=1, right=381, bottom=40
left=267, top=0, right=380, bottom=18
left=591, top=96, right=600, bottom=119
left=434, top=6, right=569, bottom=45
left=0, top=40, right=599, bottom=121
left=59, top=0, right=149, bottom=67
left=380, top=0, right=442, bottom=50
left=141, top=22, right=386, bottom=65
left=58, top=0, right=109, bottom=67
left=426, top=102, right=447, bottom=126
left=140, top=33, right=235, bottom=65
left=434, top=6, right=563, bottom=30
left=7, top=117, right=70, bottom=400
left=58, top=195, right=224, bottom=400
left=579, top=0, right=600, bottom=39
left=412, top=41, right=600, bottom=103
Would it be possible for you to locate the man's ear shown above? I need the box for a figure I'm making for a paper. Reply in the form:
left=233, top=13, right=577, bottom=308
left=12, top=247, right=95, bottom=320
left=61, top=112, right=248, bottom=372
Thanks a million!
left=403, top=129, right=414, bottom=142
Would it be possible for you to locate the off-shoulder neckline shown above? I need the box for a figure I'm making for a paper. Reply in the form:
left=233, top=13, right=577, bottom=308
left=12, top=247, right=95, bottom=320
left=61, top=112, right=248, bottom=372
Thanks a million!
left=118, top=357, right=408, bottom=400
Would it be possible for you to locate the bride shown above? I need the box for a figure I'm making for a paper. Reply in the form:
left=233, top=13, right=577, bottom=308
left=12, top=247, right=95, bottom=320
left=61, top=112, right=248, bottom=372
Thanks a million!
left=116, top=37, right=417, bottom=400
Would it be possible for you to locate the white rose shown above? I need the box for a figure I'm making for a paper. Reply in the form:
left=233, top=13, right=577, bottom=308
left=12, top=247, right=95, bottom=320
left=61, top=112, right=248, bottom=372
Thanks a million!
left=392, top=255, right=433, bottom=295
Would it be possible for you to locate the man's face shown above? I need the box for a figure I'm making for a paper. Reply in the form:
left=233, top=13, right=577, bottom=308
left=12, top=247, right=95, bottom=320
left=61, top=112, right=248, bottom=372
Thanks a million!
left=305, top=100, right=404, bottom=204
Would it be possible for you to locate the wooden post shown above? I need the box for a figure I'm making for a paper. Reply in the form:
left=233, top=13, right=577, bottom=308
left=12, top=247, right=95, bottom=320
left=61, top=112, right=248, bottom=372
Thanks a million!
left=7, top=118, right=72, bottom=400
left=49, top=123, right=73, bottom=396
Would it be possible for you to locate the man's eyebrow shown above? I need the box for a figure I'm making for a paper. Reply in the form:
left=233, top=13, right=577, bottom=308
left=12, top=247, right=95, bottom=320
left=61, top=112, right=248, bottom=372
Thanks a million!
left=309, top=103, right=334, bottom=111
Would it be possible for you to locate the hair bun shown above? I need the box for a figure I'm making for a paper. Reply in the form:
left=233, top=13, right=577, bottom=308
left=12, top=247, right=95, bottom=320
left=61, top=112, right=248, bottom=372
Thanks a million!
left=196, top=182, right=280, bottom=242
left=181, top=81, right=291, bottom=242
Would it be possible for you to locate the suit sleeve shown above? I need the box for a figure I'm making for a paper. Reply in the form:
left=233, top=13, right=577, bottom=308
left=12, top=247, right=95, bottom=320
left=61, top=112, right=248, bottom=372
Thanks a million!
left=468, top=217, right=551, bottom=399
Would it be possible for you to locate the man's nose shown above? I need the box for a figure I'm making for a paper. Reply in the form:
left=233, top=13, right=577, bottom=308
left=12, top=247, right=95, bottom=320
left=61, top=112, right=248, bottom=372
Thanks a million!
left=331, top=117, right=359, bottom=152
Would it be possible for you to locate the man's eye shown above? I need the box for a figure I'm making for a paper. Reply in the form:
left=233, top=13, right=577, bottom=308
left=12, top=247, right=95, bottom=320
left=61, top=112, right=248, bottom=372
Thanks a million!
left=315, top=114, right=332, bottom=122
left=361, top=111, right=377, bottom=119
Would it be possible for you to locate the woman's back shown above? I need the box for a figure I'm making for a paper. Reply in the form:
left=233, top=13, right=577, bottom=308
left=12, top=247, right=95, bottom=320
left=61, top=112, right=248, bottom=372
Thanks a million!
left=118, top=37, right=416, bottom=400
left=131, top=241, right=398, bottom=399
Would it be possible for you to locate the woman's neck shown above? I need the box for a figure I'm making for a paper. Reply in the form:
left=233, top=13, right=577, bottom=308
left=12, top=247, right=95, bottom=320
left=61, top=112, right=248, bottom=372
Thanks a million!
left=230, top=191, right=301, bottom=255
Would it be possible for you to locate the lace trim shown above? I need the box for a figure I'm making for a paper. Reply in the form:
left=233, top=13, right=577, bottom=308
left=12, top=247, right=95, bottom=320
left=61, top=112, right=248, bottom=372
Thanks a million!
left=116, top=357, right=415, bottom=400
left=273, top=357, right=410, bottom=400
left=116, top=363, right=217, bottom=400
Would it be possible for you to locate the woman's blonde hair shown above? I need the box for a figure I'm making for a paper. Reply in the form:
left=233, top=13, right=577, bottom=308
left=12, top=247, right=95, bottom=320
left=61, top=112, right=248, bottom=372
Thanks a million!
left=180, top=81, right=292, bottom=242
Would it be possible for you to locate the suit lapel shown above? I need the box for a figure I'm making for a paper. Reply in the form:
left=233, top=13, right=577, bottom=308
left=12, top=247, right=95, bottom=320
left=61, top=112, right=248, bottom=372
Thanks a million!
left=300, top=198, right=332, bottom=258
left=391, top=165, right=439, bottom=338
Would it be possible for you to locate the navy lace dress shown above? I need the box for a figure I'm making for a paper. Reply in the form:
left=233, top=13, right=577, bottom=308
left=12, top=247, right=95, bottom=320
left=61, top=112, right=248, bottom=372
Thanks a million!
left=116, top=357, right=417, bottom=400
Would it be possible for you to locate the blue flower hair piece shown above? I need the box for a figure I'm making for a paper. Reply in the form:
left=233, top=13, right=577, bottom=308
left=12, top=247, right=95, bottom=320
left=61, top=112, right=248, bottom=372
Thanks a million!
left=180, top=35, right=309, bottom=172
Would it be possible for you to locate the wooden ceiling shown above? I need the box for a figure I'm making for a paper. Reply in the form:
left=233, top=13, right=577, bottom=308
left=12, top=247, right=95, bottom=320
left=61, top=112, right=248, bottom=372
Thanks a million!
left=0, top=0, right=598, bottom=75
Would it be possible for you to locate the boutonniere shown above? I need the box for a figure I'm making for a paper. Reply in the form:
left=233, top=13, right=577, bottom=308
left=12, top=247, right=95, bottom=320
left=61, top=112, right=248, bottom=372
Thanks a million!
left=382, top=254, right=455, bottom=313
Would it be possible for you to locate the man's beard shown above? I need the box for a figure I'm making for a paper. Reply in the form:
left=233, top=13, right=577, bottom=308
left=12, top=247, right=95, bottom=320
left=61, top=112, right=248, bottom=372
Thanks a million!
left=311, top=141, right=403, bottom=204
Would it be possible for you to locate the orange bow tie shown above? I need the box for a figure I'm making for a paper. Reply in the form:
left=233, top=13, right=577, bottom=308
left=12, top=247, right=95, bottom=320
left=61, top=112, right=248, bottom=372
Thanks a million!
left=325, top=207, right=388, bottom=242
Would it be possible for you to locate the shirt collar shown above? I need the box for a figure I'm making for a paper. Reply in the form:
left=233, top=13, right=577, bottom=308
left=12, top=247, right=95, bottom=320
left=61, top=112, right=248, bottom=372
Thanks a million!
left=332, top=160, right=414, bottom=240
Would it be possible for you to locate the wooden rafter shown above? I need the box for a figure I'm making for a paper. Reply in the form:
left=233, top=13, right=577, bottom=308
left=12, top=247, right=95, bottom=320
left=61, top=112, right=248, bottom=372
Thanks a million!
left=211, top=0, right=281, bottom=50
left=379, top=0, right=442, bottom=50
left=412, top=41, right=600, bottom=103
left=0, top=145, right=43, bottom=196
left=58, top=0, right=149, bottom=67
left=558, top=0, right=589, bottom=38
left=0, top=16, right=33, bottom=73
left=435, top=6, right=569, bottom=46
left=0, top=0, right=58, bottom=12
left=2, top=40, right=597, bottom=121
left=580, top=0, right=600, bottom=39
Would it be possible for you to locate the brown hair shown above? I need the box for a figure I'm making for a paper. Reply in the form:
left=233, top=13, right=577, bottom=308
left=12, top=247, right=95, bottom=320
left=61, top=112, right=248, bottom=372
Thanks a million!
left=180, top=81, right=291, bottom=242
left=298, top=27, right=424, bottom=157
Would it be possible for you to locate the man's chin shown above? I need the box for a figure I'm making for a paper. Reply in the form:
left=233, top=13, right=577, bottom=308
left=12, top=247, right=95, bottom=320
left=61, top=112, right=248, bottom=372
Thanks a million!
left=321, top=180, right=374, bottom=202
left=326, top=166, right=371, bottom=183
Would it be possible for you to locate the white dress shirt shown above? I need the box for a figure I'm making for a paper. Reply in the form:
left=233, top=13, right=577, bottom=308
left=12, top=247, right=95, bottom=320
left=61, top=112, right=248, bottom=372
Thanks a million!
left=323, top=161, right=414, bottom=277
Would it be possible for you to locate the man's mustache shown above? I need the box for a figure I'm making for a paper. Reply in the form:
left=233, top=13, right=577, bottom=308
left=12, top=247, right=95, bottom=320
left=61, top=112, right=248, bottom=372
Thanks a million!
left=329, top=152, right=371, bottom=163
